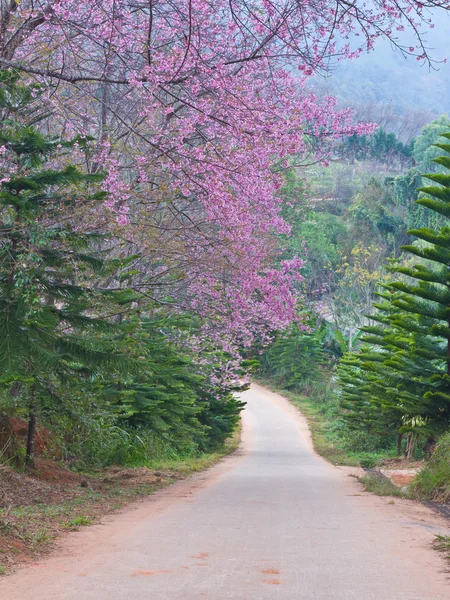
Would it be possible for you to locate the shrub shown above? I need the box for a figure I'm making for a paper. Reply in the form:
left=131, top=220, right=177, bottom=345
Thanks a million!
left=411, top=432, right=450, bottom=501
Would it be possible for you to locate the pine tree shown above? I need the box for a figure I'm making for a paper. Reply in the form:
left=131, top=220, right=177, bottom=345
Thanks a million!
left=108, top=316, right=205, bottom=447
left=339, top=133, right=450, bottom=457
left=259, top=321, right=326, bottom=392
left=0, top=72, right=130, bottom=464
left=107, top=314, right=247, bottom=453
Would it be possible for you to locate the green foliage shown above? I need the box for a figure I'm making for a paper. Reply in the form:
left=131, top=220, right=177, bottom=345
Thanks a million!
left=258, top=322, right=326, bottom=392
left=197, top=393, right=244, bottom=452
left=348, top=177, right=408, bottom=255
left=411, top=432, right=450, bottom=502
left=285, top=211, right=347, bottom=295
left=360, top=473, right=409, bottom=498
left=256, top=306, right=398, bottom=466
left=390, top=168, right=440, bottom=231
left=413, top=116, right=450, bottom=173
left=433, top=535, right=450, bottom=561
left=340, top=128, right=413, bottom=164
left=62, top=516, right=94, bottom=529
left=104, top=315, right=246, bottom=455
left=0, top=74, right=245, bottom=470
left=0, top=71, right=135, bottom=464
left=338, top=133, right=450, bottom=458
left=110, top=317, right=203, bottom=441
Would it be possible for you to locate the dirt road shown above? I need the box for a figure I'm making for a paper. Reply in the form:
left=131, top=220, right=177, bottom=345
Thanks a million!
left=1, top=384, right=450, bottom=599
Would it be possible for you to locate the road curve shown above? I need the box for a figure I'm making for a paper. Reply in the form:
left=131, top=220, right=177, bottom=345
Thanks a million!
left=1, top=383, right=450, bottom=599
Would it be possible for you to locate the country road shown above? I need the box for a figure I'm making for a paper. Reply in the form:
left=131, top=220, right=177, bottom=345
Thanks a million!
left=1, top=384, right=450, bottom=599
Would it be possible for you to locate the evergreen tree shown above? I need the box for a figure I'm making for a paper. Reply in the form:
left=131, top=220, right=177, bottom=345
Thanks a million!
left=0, top=72, right=130, bottom=464
left=108, top=315, right=206, bottom=449
left=339, top=133, right=450, bottom=457
left=0, top=72, right=247, bottom=468
left=259, top=321, right=326, bottom=392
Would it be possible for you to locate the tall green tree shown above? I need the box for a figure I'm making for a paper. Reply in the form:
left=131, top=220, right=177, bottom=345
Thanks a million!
left=0, top=72, right=129, bottom=464
left=259, top=321, right=326, bottom=392
left=339, top=133, right=450, bottom=457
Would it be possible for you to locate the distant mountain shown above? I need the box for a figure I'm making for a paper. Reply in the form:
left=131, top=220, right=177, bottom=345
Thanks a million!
left=310, top=14, right=450, bottom=140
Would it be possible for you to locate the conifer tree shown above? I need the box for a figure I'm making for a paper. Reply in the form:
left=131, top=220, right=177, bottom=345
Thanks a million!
left=107, top=315, right=205, bottom=447
left=0, top=72, right=130, bottom=464
left=259, top=321, right=326, bottom=392
left=339, top=133, right=450, bottom=457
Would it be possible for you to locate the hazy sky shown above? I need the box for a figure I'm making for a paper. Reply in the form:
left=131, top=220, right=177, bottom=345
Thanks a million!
left=314, top=10, right=450, bottom=117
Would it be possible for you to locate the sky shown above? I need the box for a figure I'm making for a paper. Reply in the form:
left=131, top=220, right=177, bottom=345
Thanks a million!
left=312, top=10, right=450, bottom=121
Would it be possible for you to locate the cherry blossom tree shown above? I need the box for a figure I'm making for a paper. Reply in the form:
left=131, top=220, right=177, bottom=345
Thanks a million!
left=0, top=0, right=448, bottom=342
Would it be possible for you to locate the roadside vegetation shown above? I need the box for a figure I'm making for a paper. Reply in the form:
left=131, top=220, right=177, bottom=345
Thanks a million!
left=411, top=434, right=450, bottom=502
left=433, top=535, right=450, bottom=562
left=0, top=73, right=247, bottom=572
left=257, top=123, right=450, bottom=501
left=359, top=473, right=409, bottom=498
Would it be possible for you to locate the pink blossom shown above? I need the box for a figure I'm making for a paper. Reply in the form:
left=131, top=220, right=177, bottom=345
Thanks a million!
left=3, top=0, right=442, bottom=344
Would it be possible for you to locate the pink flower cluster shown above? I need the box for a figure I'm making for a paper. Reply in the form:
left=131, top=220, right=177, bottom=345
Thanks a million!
left=4, top=0, right=445, bottom=347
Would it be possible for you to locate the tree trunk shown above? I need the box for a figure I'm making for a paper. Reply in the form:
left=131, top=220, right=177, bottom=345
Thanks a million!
left=404, top=433, right=417, bottom=462
left=0, top=413, right=18, bottom=464
left=25, top=387, right=36, bottom=467
left=423, top=436, right=436, bottom=459
left=396, top=433, right=403, bottom=456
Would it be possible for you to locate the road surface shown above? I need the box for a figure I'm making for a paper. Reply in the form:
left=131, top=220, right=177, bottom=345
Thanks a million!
left=1, top=383, right=450, bottom=599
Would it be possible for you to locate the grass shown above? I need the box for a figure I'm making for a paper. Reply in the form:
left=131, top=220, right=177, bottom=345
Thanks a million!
left=359, top=473, right=410, bottom=498
left=62, top=516, right=94, bottom=530
left=433, top=535, right=450, bottom=561
left=28, top=528, right=54, bottom=548
left=0, top=480, right=170, bottom=562
left=410, top=432, right=450, bottom=502
left=145, top=425, right=241, bottom=475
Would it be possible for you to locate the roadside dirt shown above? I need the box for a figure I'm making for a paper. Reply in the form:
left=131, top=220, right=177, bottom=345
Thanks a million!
left=0, top=459, right=184, bottom=572
left=379, top=457, right=423, bottom=488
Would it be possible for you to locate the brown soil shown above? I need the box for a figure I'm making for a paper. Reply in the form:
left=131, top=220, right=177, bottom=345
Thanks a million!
left=378, top=457, right=424, bottom=489
left=389, top=473, right=417, bottom=486
left=8, top=418, right=57, bottom=457
left=0, top=463, right=75, bottom=508
left=379, top=457, right=424, bottom=470
left=102, top=466, right=178, bottom=486
left=0, top=459, right=183, bottom=572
